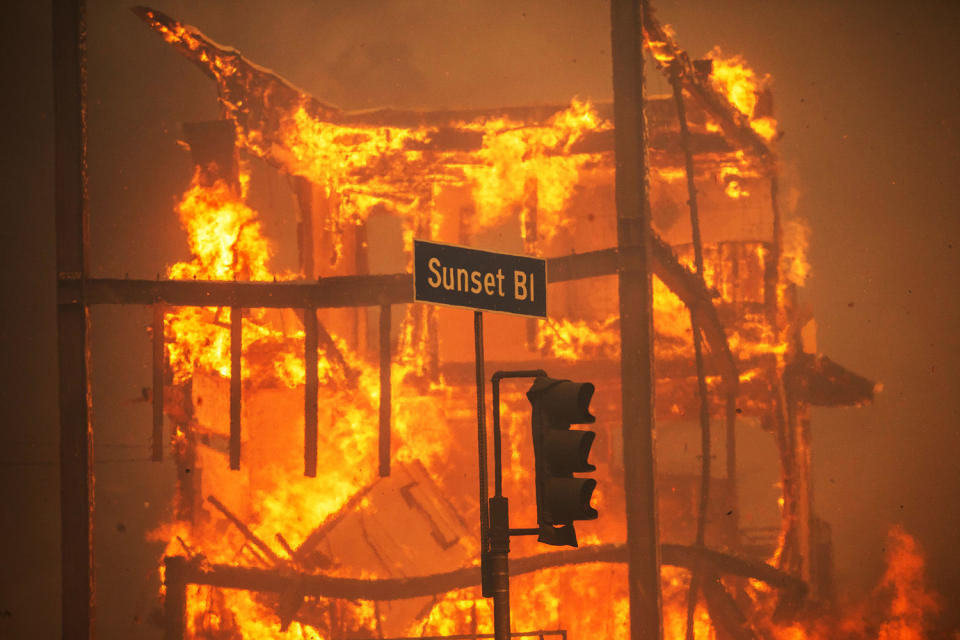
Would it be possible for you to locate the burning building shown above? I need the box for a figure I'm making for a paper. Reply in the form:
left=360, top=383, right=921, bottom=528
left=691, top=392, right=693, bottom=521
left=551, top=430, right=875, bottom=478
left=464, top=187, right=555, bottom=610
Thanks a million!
left=54, top=2, right=949, bottom=639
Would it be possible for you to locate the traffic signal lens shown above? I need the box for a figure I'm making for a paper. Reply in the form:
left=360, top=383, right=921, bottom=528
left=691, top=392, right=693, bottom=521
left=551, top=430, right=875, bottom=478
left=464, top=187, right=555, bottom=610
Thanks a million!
left=543, top=429, right=596, bottom=475
left=545, top=477, right=598, bottom=523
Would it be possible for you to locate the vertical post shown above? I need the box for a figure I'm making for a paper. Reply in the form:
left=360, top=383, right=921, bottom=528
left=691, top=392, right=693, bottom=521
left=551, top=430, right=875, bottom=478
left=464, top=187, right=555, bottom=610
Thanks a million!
left=294, top=176, right=315, bottom=280
left=522, top=178, right=539, bottom=350
left=53, top=0, right=94, bottom=637
left=229, top=306, right=242, bottom=470
left=610, top=2, right=663, bottom=639
left=304, top=307, right=318, bottom=477
left=476, top=312, right=492, bottom=598
left=152, top=303, right=165, bottom=462
left=475, top=311, right=511, bottom=640
left=669, top=63, right=712, bottom=640
left=489, top=496, right=511, bottom=640
left=725, top=390, right=738, bottom=536
left=378, top=304, right=392, bottom=477
left=163, top=556, right=188, bottom=640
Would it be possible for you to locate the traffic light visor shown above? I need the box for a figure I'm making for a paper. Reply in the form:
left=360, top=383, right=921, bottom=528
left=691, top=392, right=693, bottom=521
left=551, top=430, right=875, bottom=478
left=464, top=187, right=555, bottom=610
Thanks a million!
left=545, top=477, right=598, bottom=523
left=527, top=379, right=595, bottom=424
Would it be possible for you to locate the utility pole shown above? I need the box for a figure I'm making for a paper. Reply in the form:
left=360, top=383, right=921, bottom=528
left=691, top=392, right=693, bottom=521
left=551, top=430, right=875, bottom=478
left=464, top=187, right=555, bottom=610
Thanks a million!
left=610, top=1, right=663, bottom=639
left=54, top=0, right=95, bottom=637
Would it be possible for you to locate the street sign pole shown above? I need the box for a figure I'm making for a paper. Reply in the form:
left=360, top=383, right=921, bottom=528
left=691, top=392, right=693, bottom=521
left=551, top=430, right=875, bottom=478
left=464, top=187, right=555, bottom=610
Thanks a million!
left=475, top=312, right=511, bottom=640
left=414, top=239, right=550, bottom=640
left=474, top=310, right=499, bottom=638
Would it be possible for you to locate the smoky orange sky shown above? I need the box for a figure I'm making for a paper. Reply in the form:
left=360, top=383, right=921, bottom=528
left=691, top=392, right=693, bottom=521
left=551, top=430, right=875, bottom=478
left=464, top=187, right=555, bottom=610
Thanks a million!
left=1, top=1, right=958, bottom=637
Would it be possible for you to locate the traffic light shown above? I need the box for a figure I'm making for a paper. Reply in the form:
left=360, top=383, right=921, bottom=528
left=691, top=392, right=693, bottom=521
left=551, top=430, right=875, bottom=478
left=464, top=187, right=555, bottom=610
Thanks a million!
left=526, top=376, right=598, bottom=547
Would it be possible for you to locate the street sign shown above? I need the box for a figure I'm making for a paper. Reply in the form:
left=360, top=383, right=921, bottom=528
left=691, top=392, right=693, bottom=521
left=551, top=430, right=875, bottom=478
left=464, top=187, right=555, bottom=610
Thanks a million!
left=413, top=240, right=547, bottom=317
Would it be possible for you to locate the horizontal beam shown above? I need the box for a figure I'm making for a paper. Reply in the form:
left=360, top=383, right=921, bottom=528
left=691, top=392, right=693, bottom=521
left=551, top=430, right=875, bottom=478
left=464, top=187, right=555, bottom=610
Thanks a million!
left=60, top=274, right=414, bottom=309
left=64, top=239, right=738, bottom=389
left=164, top=542, right=804, bottom=601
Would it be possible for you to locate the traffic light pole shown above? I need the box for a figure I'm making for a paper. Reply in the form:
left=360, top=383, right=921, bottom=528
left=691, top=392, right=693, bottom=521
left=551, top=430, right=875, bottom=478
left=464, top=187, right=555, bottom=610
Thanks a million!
left=491, top=370, right=547, bottom=498
left=475, top=311, right=491, bottom=593
left=480, top=368, right=551, bottom=640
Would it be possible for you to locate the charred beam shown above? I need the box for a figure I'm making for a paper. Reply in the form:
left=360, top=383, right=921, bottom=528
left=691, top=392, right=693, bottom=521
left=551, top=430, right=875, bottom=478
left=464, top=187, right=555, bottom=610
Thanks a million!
left=546, top=237, right=738, bottom=393
left=665, top=543, right=806, bottom=597
left=783, top=353, right=876, bottom=407
left=69, top=246, right=737, bottom=385
left=642, top=7, right=775, bottom=167
left=64, top=274, right=414, bottom=308
left=378, top=304, right=392, bottom=477
left=207, top=495, right=282, bottom=565
left=161, top=543, right=804, bottom=603
left=317, top=320, right=360, bottom=386
left=304, top=308, right=318, bottom=477
left=293, top=483, right=378, bottom=567
left=152, top=303, right=165, bottom=461
left=700, top=572, right=759, bottom=640
left=133, top=6, right=763, bottom=170
left=71, top=247, right=738, bottom=386
left=229, top=306, right=242, bottom=470
left=164, top=556, right=188, bottom=640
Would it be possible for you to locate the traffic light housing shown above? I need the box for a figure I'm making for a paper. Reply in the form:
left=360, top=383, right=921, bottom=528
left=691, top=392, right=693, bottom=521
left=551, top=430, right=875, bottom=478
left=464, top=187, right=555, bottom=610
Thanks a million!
left=527, top=376, right=598, bottom=547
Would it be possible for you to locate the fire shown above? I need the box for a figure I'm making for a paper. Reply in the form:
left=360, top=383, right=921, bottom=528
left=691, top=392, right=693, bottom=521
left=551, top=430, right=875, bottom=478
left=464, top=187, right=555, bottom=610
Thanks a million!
left=875, top=527, right=941, bottom=639
left=134, top=7, right=899, bottom=640
left=463, top=99, right=609, bottom=243
left=707, top=47, right=778, bottom=141
left=781, top=219, right=812, bottom=287
left=167, top=170, right=271, bottom=282
left=156, top=156, right=476, bottom=637
left=646, top=23, right=679, bottom=66
left=759, top=527, right=941, bottom=640
left=536, top=316, right=620, bottom=362
left=164, top=168, right=303, bottom=385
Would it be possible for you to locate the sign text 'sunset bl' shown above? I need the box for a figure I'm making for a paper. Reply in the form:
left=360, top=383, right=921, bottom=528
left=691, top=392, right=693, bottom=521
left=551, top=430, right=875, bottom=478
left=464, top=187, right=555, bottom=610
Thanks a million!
left=413, top=240, right=547, bottom=317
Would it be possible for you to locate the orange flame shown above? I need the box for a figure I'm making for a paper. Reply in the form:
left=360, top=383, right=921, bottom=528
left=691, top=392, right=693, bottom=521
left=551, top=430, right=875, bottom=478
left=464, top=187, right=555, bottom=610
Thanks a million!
left=707, top=47, right=777, bottom=141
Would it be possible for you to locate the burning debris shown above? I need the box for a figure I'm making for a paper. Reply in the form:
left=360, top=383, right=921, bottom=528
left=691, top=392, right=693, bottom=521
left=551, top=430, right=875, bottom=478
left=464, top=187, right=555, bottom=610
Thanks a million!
left=108, top=4, right=953, bottom=640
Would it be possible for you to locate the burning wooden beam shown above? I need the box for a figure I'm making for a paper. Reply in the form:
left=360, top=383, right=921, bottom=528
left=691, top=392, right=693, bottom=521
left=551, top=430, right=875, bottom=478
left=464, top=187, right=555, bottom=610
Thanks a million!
left=700, top=572, right=759, bottom=640
left=378, top=304, right=392, bottom=477
left=159, top=542, right=805, bottom=635
left=304, top=307, right=318, bottom=477
left=207, top=495, right=283, bottom=566
left=131, top=5, right=764, bottom=180
left=69, top=232, right=740, bottom=388
left=152, top=302, right=165, bottom=461
left=63, top=274, right=414, bottom=308
left=229, top=305, right=242, bottom=469
left=642, top=5, right=775, bottom=168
